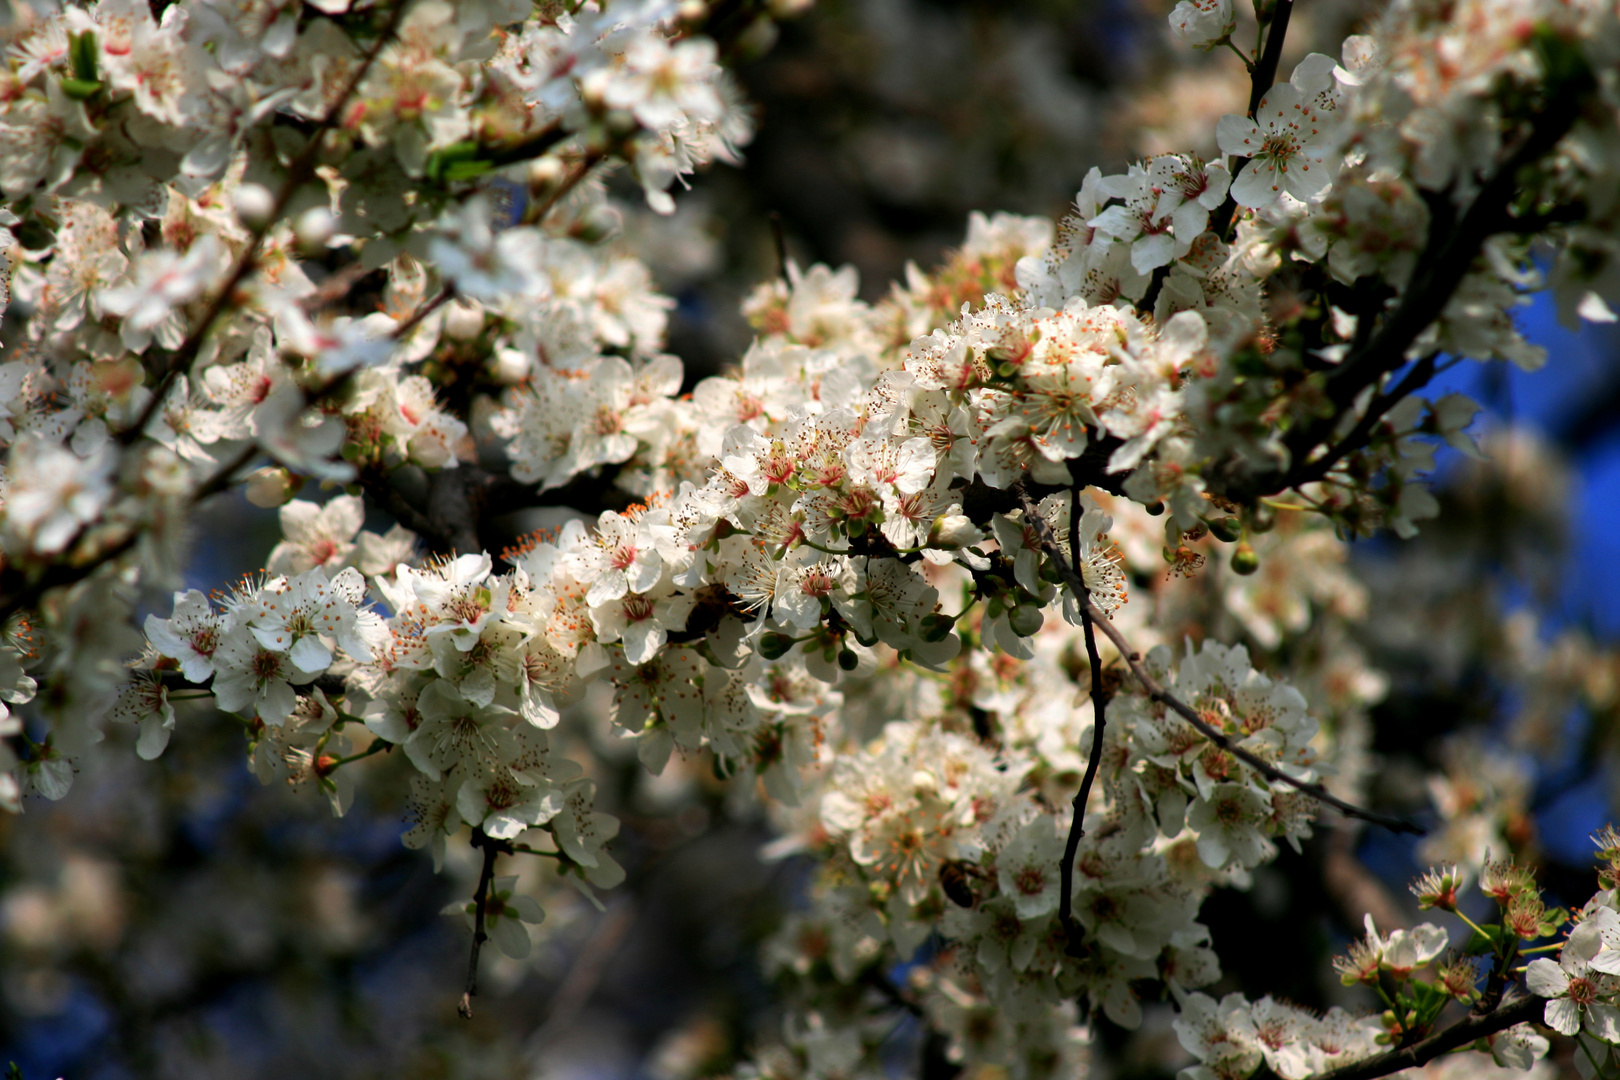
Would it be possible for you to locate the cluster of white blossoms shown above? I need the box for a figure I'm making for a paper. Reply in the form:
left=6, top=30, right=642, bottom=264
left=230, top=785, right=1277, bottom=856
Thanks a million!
left=1168, top=834, right=1620, bottom=1080
left=4, top=0, right=1620, bottom=1076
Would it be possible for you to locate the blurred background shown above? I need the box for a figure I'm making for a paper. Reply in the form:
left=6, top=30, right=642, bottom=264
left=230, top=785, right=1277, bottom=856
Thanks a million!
left=6, top=0, right=1620, bottom=1077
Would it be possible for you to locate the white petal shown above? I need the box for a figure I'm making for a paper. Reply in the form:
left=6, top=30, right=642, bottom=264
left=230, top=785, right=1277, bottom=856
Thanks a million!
left=1544, top=997, right=1581, bottom=1037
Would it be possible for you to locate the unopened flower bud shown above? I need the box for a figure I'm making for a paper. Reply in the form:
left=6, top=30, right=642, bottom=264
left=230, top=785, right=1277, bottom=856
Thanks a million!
left=837, top=648, right=858, bottom=671
left=492, top=346, right=530, bottom=384
left=758, top=632, right=794, bottom=661
left=232, top=183, right=275, bottom=230
left=929, top=514, right=984, bottom=550
left=443, top=298, right=484, bottom=342
left=1008, top=604, right=1044, bottom=638
left=244, top=466, right=298, bottom=508
left=574, top=205, right=619, bottom=244
left=1206, top=516, right=1241, bottom=543
left=294, top=206, right=336, bottom=251
left=527, top=155, right=565, bottom=193
left=1230, top=543, right=1260, bottom=575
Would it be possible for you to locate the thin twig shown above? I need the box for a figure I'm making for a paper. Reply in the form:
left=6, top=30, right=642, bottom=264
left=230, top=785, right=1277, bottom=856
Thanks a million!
left=1286, top=354, right=1440, bottom=489
left=1252, top=82, right=1591, bottom=502
left=1016, top=493, right=1423, bottom=836
left=391, top=288, right=454, bottom=342
left=300, top=262, right=377, bottom=313
left=525, top=151, right=606, bottom=225
left=0, top=282, right=453, bottom=620
left=1089, top=603, right=1422, bottom=834
left=458, top=828, right=502, bottom=1019
left=1020, top=489, right=1105, bottom=957
left=530, top=901, right=637, bottom=1044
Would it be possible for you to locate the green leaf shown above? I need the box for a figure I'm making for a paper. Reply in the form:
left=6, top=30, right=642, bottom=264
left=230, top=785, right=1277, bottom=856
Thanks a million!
left=1464, top=923, right=1504, bottom=955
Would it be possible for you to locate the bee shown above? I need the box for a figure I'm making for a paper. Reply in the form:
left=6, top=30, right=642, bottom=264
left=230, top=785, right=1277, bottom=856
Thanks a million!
left=938, top=859, right=987, bottom=908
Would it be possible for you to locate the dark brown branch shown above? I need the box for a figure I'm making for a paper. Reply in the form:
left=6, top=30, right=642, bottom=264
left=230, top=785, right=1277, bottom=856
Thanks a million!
left=0, top=280, right=451, bottom=621
left=1285, top=354, right=1440, bottom=490
left=482, top=123, right=569, bottom=171
left=1017, top=489, right=1105, bottom=957
left=1312, top=994, right=1542, bottom=1080
left=1252, top=83, right=1590, bottom=500
left=458, top=828, right=502, bottom=1019
left=1209, top=0, right=1295, bottom=238
left=1015, top=494, right=1422, bottom=836
left=1245, top=0, right=1295, bottom=119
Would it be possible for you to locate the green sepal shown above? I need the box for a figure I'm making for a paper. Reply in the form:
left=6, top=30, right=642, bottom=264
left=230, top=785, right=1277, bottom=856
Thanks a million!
left=1402, top=980, right=1452, bottom=1029
left=424, top=140, right=491, bottom=184
left=60, top=78, right=103, bottom=100
left=758, top=632, right=794, bottom=661
left=69, top=30, right=99, bottom=84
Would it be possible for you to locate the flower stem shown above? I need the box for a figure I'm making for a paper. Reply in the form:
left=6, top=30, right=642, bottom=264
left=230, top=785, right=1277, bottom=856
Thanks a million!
left=329, top=739, right=391, bottom=769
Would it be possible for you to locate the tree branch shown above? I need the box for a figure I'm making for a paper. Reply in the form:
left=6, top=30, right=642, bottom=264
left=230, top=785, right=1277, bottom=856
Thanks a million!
left=1255, top=86, right=1589, bottom=499
left=1209, top=0, right=1295, bottom=238
left=1016, top=492, right=1423, bottom=836
left=458, top=828, right=502, bottom=1019
left=1285, top=353, right=1440, bottom=490
left=1017, top=489, right=1106, bottom=957
left=1245, top=0, right=1295, bottom=120
left=1312, top=994, right=1542, bottom=1080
